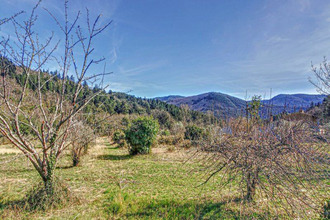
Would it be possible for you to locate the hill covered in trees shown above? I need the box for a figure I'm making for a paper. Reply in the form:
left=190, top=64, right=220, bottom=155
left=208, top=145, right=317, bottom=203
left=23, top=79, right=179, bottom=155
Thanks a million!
left=156, top=92, right=246, bottom=118
left=0, top=56, right=217, bottom=132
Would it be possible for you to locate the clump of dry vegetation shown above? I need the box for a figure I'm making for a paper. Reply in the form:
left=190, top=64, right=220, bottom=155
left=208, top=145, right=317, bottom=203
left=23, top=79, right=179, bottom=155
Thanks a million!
left=69, top=121, right=95, bottom=167
left=24, top=178, right=78, bottom=211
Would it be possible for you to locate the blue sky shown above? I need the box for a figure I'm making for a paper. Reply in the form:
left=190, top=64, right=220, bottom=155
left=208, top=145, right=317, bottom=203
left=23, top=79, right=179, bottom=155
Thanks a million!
left=1, top=0, right=330, bottom=99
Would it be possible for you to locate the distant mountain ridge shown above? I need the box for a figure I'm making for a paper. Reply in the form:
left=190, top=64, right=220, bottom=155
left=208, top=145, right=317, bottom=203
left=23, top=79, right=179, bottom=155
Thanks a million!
left=156, top=92, right=245, bottom=117
left=155, top=95, right=185, bottom=102
left=263, top=94, right=326, bottom=107
left=155, top=92, right=327, bottom=117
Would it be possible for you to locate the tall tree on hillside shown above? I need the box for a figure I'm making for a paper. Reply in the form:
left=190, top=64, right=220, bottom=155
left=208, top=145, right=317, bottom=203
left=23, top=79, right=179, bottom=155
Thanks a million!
left=0, top=1, right=111, bottom=195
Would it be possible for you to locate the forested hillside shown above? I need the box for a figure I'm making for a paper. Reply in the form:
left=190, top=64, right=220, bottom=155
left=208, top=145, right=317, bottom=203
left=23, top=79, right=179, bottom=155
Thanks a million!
left=1, top=56, right=217, bottom=132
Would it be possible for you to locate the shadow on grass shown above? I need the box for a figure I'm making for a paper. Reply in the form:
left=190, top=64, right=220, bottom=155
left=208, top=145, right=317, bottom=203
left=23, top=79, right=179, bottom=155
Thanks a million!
left=121, top=199, right=246, bottom=220
left=106, top=196, right=269, bottom=220
left=0, top=197, right=23, bottom=211
left=131, top=201, right=230, bottom=219
left=104, top=141, right=114, bottom=148
left=56, top=165, right=74, bottom=170
left=98, top=154, right=133, bottom=161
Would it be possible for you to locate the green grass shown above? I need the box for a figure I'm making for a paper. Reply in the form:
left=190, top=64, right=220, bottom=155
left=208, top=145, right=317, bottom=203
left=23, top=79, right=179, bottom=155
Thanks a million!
left=0, top=138, right=323, bottom=219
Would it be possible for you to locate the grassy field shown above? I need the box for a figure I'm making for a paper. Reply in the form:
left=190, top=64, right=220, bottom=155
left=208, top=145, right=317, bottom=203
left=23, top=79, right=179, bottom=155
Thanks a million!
left=0, top=138, right=324, bottom=219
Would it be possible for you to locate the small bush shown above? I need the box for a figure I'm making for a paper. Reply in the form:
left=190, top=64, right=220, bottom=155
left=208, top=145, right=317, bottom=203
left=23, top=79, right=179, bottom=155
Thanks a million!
left=113, top=130, right=126, bottom=147
left=113, top=130, right=125, bottom=142
left=125, top=116, right=159, bottom=155
left=167, top=145, right=176, bottom=152
left=173, top=135, right=184, bottom=145
left=184, top=125, right=204, bottom=141
left=160, top=129, right=170, bottom=136
left=179, top=139, right=192, bottom=149
left=158, top=135, right=173, bottom=145
left=70, top=121, right=95, bottom=167
left=104, top=189, right=131, bottom=216
left=158, top=134, right=184, bottom=146
left=170, top=122, right=185, bottom=135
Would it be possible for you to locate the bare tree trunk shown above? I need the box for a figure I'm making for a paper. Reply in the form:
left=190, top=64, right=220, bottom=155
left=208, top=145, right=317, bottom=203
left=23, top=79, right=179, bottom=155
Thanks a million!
left=245, top=168, right=259, bottom=202
left=42, top=154, right=56, bottom=195
left=44, top=175, right=54, bottom=195
left=72, top=149, right=80, bottom=167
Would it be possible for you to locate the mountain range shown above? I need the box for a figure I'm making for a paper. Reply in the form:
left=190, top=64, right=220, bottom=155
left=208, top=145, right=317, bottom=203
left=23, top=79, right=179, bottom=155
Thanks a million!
left=156, top=92, right=327, bottom=117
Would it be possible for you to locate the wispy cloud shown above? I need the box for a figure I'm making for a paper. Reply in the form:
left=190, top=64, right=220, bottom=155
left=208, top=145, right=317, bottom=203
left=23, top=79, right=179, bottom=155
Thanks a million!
left=118, top=60, right=167, bottom=77
left=2, top=0, right=330, bottom=98
left=266, top=36, right=289, bottom=44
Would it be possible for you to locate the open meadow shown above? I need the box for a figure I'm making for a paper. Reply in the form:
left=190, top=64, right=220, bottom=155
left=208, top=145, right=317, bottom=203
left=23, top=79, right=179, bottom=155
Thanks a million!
left=0, top=137, right=304, bottom=220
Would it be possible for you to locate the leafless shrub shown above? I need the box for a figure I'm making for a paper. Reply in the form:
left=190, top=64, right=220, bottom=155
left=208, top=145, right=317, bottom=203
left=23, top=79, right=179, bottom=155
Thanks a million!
left=198, top=116, right=329, bottom=218
left=158, top=134, right=183, bottom=146
left=69, top=120, right=95, bottom=166
left=170, top=121, right=185, bottom=135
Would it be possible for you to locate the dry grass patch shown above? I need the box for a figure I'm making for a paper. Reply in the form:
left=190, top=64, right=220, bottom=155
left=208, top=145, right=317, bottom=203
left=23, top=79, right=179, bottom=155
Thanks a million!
left=0, top=145, right=21, bottom=154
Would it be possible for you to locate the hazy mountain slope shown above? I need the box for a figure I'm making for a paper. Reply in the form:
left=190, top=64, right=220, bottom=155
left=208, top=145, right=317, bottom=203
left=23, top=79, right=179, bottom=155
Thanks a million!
left=263, top=94, right=326, bottom=107
left=155, top=95, right=185, bottom=102
left=156, top=92, right=327, bottom=117
left=161, top=92, right=246, bottom=117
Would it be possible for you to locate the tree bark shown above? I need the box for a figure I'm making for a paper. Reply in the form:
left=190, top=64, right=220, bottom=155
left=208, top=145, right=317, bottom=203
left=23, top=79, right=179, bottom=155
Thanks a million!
left=245, top=168, right=259, bottom=201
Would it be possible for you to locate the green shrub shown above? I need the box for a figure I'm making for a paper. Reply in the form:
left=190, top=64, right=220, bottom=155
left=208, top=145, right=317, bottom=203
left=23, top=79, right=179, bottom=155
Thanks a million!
left=113, top=130, right=125, bottom=142
left=125, top=116, right=159, bottom=155
left=184, top=125, right=204, bottom=141
left=113, top=130, right=126, bottom=148
left=104, top=190, right=130, bottom=215
left=160, top=130, right=170, bottom=136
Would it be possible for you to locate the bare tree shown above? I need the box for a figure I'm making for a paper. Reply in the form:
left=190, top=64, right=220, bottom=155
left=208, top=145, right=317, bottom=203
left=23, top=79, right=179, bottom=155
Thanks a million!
left=0, top=0, right=111, bottom=194
left=310, top=57, right=330, bottom=95
left=0, top=11, right=24, bottom=26
left=69, top=120, right=95, bottom=167
left=198, top=112, right=329, bottom=218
